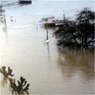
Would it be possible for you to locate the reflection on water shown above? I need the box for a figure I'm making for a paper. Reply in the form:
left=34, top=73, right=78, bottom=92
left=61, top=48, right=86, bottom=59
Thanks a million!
left=1, top=76, right=8, bottom=87
left=46, top=43, right=50, bottom=61
left=58, top=51, right=94, bottom=81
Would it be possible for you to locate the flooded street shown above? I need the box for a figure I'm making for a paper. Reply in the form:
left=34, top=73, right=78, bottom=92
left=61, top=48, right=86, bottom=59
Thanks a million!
left=0, top=0, right=95, bottom=95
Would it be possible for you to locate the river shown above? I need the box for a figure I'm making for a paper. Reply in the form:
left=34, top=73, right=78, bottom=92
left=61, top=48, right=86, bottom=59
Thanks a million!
left=0, top=0, right=94, bottom=95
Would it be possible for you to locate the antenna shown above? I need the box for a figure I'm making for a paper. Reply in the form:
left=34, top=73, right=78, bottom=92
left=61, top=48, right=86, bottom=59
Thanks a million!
left=63, top=14, right=65, bottom=23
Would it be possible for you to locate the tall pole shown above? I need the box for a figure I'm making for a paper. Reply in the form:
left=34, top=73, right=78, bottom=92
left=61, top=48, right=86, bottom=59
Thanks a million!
left=0, top=0, right=2, bottom=12
left=0, top=0, right=2, bottom=7
left=46, top=20, right=49, bottom=41
left=63, top=14, right=65, bottom=23
left=63, top=14, right=65, bottom=28
left=4, top=10, right=7, bottom=32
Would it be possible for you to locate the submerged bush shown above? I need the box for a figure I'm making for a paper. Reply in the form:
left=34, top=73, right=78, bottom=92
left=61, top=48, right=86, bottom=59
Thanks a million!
left=0, top=66, right=30, bottom=95
left=0, top=66, right=14, bottom=77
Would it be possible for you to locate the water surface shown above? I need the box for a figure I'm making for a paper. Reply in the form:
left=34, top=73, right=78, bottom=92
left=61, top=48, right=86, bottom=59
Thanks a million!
left=0, top=0, right=94, bottom=94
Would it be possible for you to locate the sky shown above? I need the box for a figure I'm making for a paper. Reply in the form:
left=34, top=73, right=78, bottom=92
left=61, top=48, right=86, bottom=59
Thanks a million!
left=0, top=0, right=94, bottom=19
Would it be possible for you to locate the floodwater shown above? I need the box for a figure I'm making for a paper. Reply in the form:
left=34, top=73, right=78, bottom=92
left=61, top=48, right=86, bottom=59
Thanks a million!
left=0, top=0, right=95, bottom=95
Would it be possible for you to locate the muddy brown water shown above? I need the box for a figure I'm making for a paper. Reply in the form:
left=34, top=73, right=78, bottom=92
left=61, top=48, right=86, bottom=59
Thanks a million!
left=0, top=0, right=94, bottom=94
